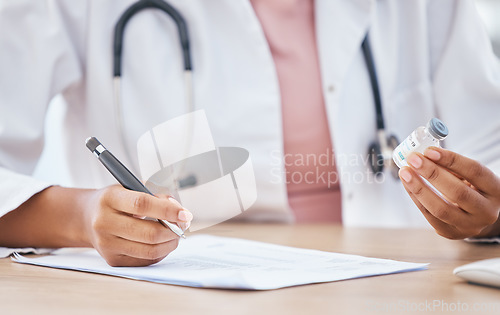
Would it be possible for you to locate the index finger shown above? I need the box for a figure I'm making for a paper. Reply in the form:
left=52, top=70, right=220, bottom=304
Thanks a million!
left=103, top=186, right=192, bottom=223
left=424, top=147, right=500, bottom=195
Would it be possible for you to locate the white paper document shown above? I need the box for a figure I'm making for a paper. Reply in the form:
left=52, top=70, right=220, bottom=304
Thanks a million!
left=12, top=235, right=427, bottom=290
left=0, top=247, right=53, bottom=258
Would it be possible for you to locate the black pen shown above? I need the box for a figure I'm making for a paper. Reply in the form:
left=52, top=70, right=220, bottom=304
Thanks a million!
left=85, top=137, right=186, bottom=239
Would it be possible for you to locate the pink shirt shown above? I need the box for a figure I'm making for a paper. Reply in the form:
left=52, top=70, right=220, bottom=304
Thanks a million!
left=251, top=0, right=342, bottom=222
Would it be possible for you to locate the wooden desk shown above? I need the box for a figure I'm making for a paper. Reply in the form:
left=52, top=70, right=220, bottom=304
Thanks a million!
left=1, top=224, right=499, bottom=314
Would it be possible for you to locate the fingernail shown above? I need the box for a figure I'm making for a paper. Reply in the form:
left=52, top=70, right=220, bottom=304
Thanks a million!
left=399, top=169, right=412, bottom=183
left=178, top=210, right=193, bottom=222
left=425, top=148, right=441, bottom=161
left=407, top=154, right=423, bottom=169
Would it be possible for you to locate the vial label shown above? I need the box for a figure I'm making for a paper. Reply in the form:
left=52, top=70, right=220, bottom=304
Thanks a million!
left=392, top=118, right=448, bottom=170
left=393, top=130, right=420, bottom=168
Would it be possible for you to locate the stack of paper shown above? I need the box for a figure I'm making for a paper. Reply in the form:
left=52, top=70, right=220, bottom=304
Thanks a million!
left=12, top=235, right=427, bottom=290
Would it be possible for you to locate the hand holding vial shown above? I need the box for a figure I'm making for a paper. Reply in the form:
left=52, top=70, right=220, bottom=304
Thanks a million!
left=393, top=118, right=449, bottom=168
left=395, top=118, right=500, bottom=239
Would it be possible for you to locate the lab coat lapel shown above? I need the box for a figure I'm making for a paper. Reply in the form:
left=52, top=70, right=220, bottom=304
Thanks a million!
left=316, top=0, right=374, bottom=86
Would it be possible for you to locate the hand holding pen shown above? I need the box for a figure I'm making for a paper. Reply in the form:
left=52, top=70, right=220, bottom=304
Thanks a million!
left=85, top=137, right=193, bottom=267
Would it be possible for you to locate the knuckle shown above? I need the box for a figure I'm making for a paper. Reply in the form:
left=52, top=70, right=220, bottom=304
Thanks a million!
left=433, top=206, right=451, bottom=222
left=426, top=167, right=439, bottom=182
left=447, top=153, right=458, bottom=169
left=132, top=195, right=150, bottom=215
left=469, top=162, right=484, bottom=178
left=453, top=186, right=471, bottom=204
left=412, top=185, right=424, bottom=197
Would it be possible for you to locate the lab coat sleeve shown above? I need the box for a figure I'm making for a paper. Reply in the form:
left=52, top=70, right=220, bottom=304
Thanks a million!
left=0, top=0, right=87, bottom=218
left=429, top=0, right=500, bottom=176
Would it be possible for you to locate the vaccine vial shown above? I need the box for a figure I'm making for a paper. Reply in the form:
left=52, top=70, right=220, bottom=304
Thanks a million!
left=392, top=118, right=449, bottom=168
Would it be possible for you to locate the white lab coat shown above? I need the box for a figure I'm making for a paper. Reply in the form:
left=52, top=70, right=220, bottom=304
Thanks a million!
left=0, top=0, right=499, bottom=228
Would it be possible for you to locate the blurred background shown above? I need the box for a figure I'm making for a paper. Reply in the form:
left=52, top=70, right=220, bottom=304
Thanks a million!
left=33, top=1, right=500, bottom=184
left=475, top=0, right=500, bottom=58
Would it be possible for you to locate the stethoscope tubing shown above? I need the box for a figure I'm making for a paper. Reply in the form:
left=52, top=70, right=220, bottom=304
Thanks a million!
left=112, top=0, right=398, bottom=178
left=113, top=0, right=194, bottom=173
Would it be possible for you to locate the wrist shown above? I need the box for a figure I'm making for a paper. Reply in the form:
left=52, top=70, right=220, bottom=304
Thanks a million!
left=71, top=188, right=100, bottom=247
left=37, top=186, right=98, bottom=247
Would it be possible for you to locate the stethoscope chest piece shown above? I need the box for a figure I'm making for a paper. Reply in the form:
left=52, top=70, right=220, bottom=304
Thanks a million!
left=368, top=133, right=400, bottom=180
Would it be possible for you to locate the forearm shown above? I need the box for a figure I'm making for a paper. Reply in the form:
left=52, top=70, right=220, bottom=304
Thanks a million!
left=0, top=186, right=95, bottom=248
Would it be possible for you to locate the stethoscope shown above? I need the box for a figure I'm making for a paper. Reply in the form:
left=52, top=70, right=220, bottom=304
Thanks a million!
left=361, top=38, right=400, bottom=179
left=113, top=0, right=400, bottom=180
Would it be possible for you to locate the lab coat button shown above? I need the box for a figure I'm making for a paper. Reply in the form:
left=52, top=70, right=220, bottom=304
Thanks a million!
left=327, top=85, right=336, bottom=93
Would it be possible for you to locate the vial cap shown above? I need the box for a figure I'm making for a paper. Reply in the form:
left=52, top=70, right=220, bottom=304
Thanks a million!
left=428, top=118, right=449, bottom=140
